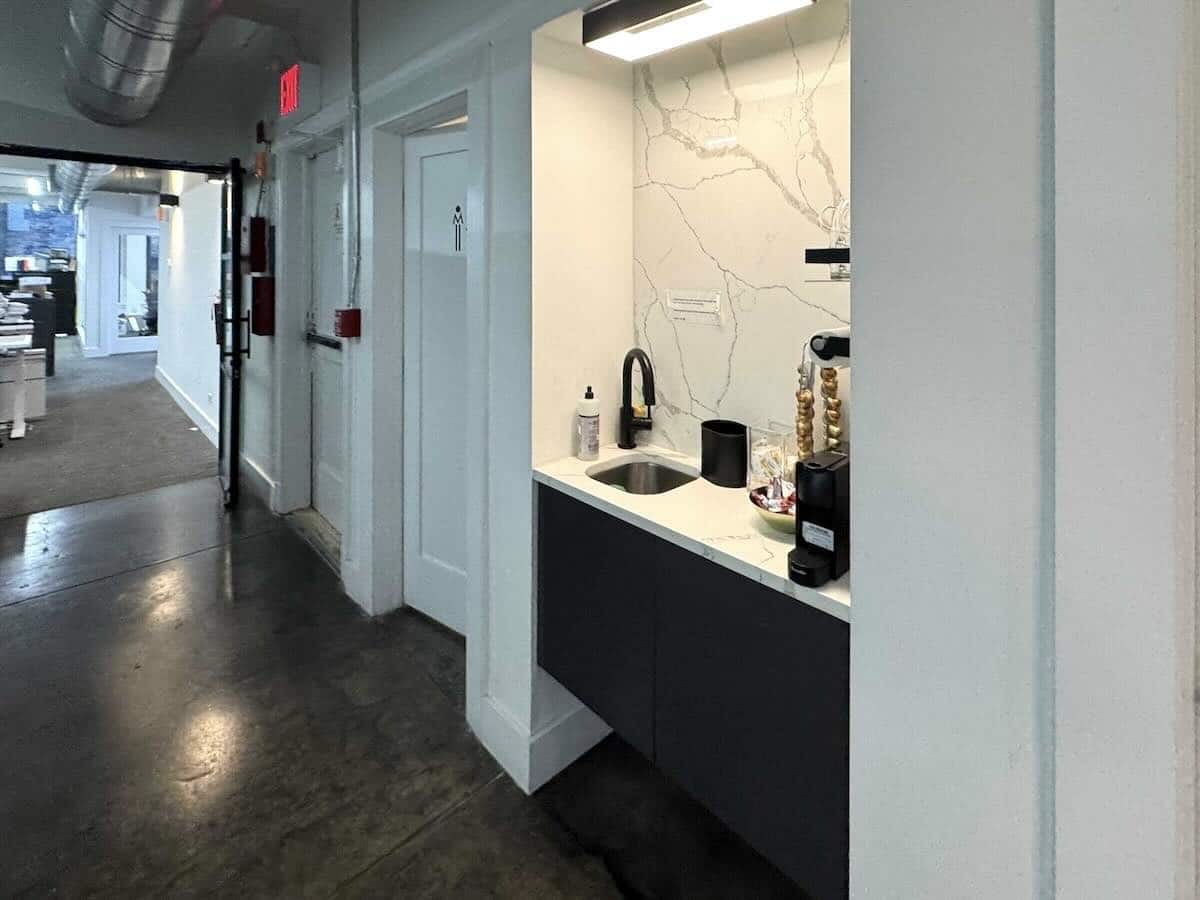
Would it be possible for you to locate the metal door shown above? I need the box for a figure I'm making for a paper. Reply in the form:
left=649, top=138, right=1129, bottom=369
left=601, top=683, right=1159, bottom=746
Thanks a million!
left=217, top=158, right=244, bottom=507
left=306, top=145, right=346, bottom=536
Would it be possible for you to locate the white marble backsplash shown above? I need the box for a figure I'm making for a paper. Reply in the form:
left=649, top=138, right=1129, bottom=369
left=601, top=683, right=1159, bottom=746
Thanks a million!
left=634, top=0, right=851, bottom=453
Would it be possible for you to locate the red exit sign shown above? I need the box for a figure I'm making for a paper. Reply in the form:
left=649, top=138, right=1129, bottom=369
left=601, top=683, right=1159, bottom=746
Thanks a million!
left=279, top=63, right=300, bottom=117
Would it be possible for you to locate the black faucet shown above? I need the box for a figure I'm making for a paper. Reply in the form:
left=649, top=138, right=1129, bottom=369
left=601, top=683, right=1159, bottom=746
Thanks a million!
left=619, top=348, right=656, bottom=449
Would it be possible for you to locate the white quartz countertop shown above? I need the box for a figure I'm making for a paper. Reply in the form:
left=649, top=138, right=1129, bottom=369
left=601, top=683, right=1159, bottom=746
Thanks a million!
left=533, top=444, right=851, bottom=623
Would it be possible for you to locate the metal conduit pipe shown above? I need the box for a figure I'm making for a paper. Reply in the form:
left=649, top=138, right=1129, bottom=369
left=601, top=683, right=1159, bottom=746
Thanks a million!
left=63, top=0, right=222, bottom=126
left=54, top=160, right=118, bottom=213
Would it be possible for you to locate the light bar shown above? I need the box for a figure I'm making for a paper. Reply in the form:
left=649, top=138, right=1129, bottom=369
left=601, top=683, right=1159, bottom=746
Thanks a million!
left=25, top=176, right=44, bottom=197
left=583, top=0, right=815, bottom=62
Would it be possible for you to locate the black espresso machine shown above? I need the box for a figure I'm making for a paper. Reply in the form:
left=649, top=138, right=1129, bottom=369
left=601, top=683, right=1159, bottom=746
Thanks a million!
left=788, top=450, right=850, bottom=588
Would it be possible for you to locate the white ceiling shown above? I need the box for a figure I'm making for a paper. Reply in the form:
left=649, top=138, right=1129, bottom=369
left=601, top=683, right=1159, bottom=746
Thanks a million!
left=0, top=0, right=320, bottom=122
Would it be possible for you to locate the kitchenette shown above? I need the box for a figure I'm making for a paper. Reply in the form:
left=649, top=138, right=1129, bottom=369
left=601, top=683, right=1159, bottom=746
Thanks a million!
left=530, top=2, right=851, bottom=895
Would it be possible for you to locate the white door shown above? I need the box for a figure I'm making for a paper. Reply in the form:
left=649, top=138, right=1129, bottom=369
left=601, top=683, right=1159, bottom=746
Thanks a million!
left=308, top=145, right=346, bottom=536
left=403, top=130, right=469, bottom=634
left=105, top=227, right=161, bottom=355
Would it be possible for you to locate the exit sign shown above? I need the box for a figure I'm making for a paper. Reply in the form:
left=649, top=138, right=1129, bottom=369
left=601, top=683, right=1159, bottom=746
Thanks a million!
left=279, top=64, right=300, bottom=117
left=277, top=62, right=320, bottom=126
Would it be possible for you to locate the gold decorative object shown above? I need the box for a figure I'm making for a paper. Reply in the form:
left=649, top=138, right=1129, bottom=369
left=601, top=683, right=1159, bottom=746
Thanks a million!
left=821, top=367, right=842, bottom=452
left=796, top=365, right=815, bottom=461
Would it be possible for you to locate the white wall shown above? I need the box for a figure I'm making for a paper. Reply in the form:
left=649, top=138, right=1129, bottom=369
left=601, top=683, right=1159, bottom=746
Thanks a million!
left=1055, top=0, right=1197, bottom=895
left=75, top=194, right=159, bottom=357
left=156, top=173, right=222, bottom=445
left=531, top=22, right=635, bottom=463
left=850, top=1, right=1053, bottom=896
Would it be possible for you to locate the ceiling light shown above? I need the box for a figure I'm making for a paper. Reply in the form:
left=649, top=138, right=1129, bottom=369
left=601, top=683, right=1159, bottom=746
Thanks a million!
left=584, top=0, right=815, bottom=62
left=25, top=176, right=44, bottom=197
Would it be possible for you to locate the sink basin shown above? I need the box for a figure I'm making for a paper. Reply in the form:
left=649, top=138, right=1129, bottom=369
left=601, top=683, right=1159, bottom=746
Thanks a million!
left=587, top=457, right=699, bottom=495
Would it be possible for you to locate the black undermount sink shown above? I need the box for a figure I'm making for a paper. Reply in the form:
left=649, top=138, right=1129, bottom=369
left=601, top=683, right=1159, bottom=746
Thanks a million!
left=587, top=458, right=698, bottom=495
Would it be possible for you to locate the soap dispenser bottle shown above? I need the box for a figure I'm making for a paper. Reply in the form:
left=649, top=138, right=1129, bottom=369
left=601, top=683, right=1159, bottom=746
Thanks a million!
left=577, top=386, right=600, bottom=461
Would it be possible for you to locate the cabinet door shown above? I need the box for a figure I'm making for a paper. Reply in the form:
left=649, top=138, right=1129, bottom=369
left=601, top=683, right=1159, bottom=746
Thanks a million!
left=537, top=487, right=656, bottom=758
left=655, top=541, right=850, bottom=899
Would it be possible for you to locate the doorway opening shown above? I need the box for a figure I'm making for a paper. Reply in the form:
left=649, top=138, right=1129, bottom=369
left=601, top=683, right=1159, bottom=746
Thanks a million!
left=0, top=145, right=238, bottom=521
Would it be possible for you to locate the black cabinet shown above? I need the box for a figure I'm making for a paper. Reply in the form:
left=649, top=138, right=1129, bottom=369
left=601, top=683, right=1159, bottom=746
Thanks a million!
left=656, top=539, right=849, bottom=898
left=537, top=485, right=850, bottom=899
left=537, top=486, right=657, bottom=758
left=49, top=271, right=77, bottom=337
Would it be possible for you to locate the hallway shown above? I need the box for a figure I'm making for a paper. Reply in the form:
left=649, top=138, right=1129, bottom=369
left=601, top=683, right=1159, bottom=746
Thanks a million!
left=0, top=339, right=216, bottom=520
left=0, top=479, right=803, bottom=899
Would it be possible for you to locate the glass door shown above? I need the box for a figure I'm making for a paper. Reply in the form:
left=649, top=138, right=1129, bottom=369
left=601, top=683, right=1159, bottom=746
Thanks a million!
left=106, top=227, right=160, bottom=354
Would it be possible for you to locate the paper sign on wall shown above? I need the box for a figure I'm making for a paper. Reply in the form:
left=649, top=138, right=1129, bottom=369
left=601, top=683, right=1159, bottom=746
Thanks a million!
left=668, top=289, right=723, bottom=327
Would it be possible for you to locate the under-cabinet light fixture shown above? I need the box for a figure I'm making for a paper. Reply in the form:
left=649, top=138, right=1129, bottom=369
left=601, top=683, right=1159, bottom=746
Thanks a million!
left=158, top=193, right=180, bottom=209
left=583, top=0, right=815, bottom=62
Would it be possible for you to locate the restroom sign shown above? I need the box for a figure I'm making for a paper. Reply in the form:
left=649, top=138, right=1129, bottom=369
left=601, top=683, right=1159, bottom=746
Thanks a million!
left=453, top=206, right=465, bottom=252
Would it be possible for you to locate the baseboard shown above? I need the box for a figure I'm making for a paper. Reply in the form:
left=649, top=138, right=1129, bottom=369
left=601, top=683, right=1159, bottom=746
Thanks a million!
left=471, top=694, right=610, bottom=795
left=154, top=366, right=218, bottom=446
left=472, top=696, right=533, bottom=792
left=528, top=700, right=610, bottom=793
left=81, top=344, right=107, bottom=359
left=240, top=453, right=279, bottom=509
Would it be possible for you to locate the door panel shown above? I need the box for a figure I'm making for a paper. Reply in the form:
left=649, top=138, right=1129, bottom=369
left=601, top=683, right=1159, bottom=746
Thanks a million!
left=403, top=130, right=469, bottom=634
left=217, top=161, right=243, bottom=507
left=311, top=344, right=345, bottom=532
left=307, top=145, right=346, bottom=536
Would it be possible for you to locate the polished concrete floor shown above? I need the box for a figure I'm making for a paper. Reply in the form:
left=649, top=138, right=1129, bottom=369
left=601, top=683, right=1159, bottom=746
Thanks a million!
left=0, top=338, right=217, bottom=520
left=0, top=479, right=804, bottom=899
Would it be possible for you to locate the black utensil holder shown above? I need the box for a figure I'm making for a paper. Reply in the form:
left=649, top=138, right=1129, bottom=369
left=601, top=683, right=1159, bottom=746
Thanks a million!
left=701, top=420, right=748, bottom=488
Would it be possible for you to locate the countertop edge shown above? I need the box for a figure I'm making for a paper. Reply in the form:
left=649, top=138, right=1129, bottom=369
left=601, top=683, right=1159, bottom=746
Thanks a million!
left=533, top=468, right=851, bottom=625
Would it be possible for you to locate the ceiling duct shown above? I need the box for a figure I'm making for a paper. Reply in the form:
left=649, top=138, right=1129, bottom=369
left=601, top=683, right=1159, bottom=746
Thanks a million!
left=54, top=161, right=118, bottom=213
left=95, top=166, right=165, bottom=196
left=63, top=0, right=223, bottom=126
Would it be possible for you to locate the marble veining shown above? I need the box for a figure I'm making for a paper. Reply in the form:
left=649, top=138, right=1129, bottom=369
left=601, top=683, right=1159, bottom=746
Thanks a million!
left=633, top=1, right=851, bottom=452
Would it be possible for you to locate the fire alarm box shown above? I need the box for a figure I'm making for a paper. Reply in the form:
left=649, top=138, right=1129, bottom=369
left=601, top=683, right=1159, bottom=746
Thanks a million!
left=334, top=308, right=361, bottom=339
left=246, top=216, right=269, bottom=273
left=251, top=277, right=275, bottom=336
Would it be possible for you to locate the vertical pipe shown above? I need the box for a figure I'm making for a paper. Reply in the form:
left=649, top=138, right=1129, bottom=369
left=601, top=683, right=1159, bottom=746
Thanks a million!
left=348, top=0, right=362, bottom=309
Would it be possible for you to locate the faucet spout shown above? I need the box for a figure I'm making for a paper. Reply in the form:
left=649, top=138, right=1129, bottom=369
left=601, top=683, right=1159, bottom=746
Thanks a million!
left=619, top=348, right=656, bottom=450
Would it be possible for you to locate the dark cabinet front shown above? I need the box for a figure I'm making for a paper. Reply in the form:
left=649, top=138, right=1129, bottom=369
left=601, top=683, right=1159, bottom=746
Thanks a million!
left=537, top=485, right=850, bottom=899
left=656, top=538, right=849, bottom=898
left=537, top=486, right=656, bottom=758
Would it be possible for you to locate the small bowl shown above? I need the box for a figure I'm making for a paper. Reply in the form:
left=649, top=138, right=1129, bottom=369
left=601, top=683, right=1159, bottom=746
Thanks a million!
left=749, top=486, right=795, bottom=534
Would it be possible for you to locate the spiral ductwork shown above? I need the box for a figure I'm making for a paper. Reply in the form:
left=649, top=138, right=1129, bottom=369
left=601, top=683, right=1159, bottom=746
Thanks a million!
left=63, top=0, right=222, bottom=126
left=54, top=161, right=118, bottom=213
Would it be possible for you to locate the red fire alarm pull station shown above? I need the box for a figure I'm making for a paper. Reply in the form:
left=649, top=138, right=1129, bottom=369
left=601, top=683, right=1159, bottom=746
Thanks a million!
left=251, top=277, right=275, bottom=336
left=334, top=308, right=362, bottom=339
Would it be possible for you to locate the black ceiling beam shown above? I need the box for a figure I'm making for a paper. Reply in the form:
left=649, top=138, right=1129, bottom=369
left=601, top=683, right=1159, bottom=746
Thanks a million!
left=0, top=142, right=229, bottom=176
